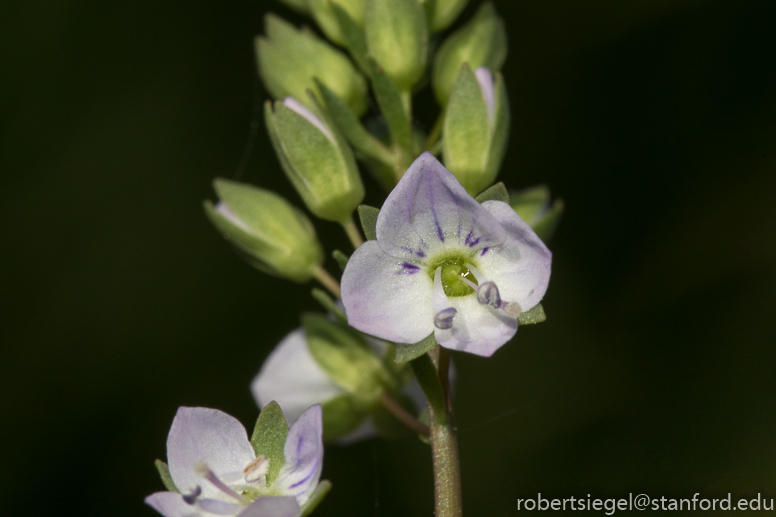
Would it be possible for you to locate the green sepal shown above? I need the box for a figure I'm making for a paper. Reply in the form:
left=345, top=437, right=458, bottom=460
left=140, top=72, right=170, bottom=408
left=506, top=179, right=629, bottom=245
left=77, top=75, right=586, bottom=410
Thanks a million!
left=308, top=0, right=365, bottom=46
left=372, top=392, right=418, bottom=438
left=315, top=79, right=395, bottom=169
left=301, top=480, right=333, bottom=516
left=320, top=394, right=367, bottom=441
left=303, top=314, right=394, bottom=400
left=420, top=0, right=469, bottom=32
left=395, top=332, right=437, bottom=364
left=366, top=57, right=413, bottom=159
left=357, top=205, right=380, bottom=241
left=250, top=401, right=289, bottom=485
left=154, top=459, right=179, bottom=493
left=332, top=250, right=349, bottom=271
left=331, top=3, right=370, bottom=73
left=311, top=288, right=348, bottom=323
left=518, top=304, right=546, bottom=325
left=510, top=185, right=564, bottom=241
left=475, top=182, right=509, bottom=204
left=531, top=199, right=564, bottom=241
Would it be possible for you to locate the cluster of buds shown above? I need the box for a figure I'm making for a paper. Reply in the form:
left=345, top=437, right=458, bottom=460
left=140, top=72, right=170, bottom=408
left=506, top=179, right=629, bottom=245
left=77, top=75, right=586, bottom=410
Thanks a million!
left=149, top=1, right=564, bottom=516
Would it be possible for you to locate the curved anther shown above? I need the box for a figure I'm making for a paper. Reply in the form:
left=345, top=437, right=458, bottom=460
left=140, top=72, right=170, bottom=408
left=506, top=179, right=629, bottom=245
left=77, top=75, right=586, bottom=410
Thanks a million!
left=434, top=307, right=457, bottom=329
left=477, top=281, right=501, bottom=309
left=182, top=486, right=202, bottom=505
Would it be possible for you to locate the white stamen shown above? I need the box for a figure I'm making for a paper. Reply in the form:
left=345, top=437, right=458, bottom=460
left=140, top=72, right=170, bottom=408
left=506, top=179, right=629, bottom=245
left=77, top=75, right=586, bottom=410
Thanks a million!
left=467, top=265, right=522, bottom=318
left=243, top=455, right=269, bottom=483
left=193, top=461, right=250, bottom=504
left=433, top=267, right=457, bottom=330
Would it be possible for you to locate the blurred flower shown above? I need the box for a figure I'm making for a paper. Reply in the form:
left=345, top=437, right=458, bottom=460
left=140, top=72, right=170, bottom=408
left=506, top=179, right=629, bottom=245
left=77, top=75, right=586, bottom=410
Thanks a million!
left=341, top=153, right=552, bottom=357
left=145, top=406, right=323, bottom=517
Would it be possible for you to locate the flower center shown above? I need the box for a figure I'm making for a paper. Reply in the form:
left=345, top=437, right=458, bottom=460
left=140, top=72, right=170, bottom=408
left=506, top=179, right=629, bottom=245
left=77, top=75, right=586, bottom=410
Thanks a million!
left=428, top=256, right=479, bottom=297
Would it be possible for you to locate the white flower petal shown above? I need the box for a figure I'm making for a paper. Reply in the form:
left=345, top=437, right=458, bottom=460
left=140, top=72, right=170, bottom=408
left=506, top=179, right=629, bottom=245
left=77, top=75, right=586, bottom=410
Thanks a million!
left=341, top=241, right=434, bottom=344
left=251, top=329, right=345, bottom=426
left=276, top=405, right=324, bottom=505
left=167, top=408, right=256, bottom=500
left=375, top=152, right=505, bottom=262
left=145, top=492, right=204, bottom=517
left=479, top=200, right=552, bottom=311
left=237, top=496, right=301, bottom=517
left=435, top=294, right=517, bottom=357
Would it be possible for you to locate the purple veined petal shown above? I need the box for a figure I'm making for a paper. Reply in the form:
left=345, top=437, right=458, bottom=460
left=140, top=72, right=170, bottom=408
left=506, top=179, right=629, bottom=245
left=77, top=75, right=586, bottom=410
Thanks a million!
left=435, top=294, right=517, bottom=357
left=251, top=329, right=346, bottom=427
left=276, top=405, right=324, bottom=506
left=167, top=408, right=256, bottom=501
left=341, top=241, right=435, bottom=344
left=197, top=499, right=243, bottom=515
left=478, top=200, right=552, bottom=312
left=236, top=496, right=302, bottom=517
left=474, top=67, right=496, bottom=123
left=145, top=492, right=201, bottom=517
left=375, top=153, right=506, bottom=262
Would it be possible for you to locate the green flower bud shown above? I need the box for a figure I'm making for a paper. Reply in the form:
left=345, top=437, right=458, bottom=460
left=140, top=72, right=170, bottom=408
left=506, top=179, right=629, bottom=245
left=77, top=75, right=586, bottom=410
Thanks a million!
left=267, top=97, right=365, bottom=223
left=203, top=179, right=324, bottom=282
left=256, top=14, right=368, bottom=116
left=509, top=185, right=565, bottom=242
left=443, top=65, right=509, bottom=195
left=419, top=0, right=469, bottom=32
left=307, top=0, right=366, bottom=46
left=364, top=0, right=428, bottom=90
left=432, top=2, right=507, bottom=106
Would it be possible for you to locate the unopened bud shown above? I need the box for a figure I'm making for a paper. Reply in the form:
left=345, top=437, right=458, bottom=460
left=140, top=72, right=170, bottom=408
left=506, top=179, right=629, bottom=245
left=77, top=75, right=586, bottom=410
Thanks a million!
left=442, top=65, right=509, bottom=194
left=256, top=14, right=368, bottom=116
left=419, top=0, right=469, bottom=32
left=432, top=2, right=507, bottom=106
left=203, top=179, right=324, bottom=282
left=307, top=0, right=366, bottom=46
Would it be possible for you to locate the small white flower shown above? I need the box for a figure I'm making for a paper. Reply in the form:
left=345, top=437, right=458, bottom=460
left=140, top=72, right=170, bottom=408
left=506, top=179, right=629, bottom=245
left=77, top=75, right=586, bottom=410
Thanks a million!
left=145, top=405, right=323, bottom=517
left=341, top=152, right=552, bottom=357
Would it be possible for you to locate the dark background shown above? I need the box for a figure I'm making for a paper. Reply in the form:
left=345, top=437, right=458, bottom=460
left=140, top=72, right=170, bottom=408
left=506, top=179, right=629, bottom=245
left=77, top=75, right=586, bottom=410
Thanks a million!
left=3, top=0, right=775, bottom=515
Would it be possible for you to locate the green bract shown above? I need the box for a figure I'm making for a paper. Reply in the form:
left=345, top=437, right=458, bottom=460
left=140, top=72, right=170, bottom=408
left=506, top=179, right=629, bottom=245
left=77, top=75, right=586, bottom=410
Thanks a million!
left=364, top=0, right=428, bottom=91
left=419, top=0, right=469, bottom=32
left=443, top=65, right=509, bottom=195
left=307, top=0, right=365, bottom=46
left=266, top=97, right=365, bottom=223
left=256, top=14, right=368, bottom=116
left=432, top=2, right=507, bottom=106
left=203, top=179, right=324, bottom=282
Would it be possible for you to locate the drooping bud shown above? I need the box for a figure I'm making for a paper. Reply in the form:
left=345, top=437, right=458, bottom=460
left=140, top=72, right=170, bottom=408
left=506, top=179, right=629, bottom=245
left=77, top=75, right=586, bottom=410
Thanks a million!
left=266, top=97, right=365, bottom=223
left=432, top=2, right=507, bottom=106
left=442, top=65, right=509, bottom=194
left=509, top=185, right=565, bottom=242
left=419, top=0, right=469, bottom=32
left=307, top=0, right=365, bottom=46
left=364, top=0, right=428, bottom=90
left=256, top=14, right=368, bottom=116
left=203, top=179, right=324, bottom=282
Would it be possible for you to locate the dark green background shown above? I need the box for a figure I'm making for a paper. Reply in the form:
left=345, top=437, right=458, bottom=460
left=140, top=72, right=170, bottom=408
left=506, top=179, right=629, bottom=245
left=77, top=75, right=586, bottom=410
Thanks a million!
left=2, top=0, right=775, bottom=515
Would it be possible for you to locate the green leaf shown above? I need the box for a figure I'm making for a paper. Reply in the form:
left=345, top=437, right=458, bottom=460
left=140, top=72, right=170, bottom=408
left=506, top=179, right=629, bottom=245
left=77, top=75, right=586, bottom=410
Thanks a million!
left=395, top=332, right=437, bottom=364
left=250, top=401, right=289, bottom=485
left=311, top=288, right=347, bottom=323
left=332, top=249, right=349, bottom=271
left=320, top=395, right=366, bottom=441
left=154, top=459, right=179, bottom=493
left=301, top=479, right=333, bottom=516
left=357, top=205, right=380, bottom=240
left=315, top=79, right=395, bottom=169
left=518, top=304, right=546, bottom=325
left=365, top=57, right=413, bottom=157
left=475, top=182, right=509, bottom=204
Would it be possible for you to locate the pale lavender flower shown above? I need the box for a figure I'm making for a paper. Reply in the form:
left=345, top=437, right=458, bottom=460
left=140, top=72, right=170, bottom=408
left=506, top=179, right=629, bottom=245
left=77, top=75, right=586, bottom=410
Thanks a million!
left=341, top=152, right=551, bottom=357
left=145, top=405, right=323, bottom=517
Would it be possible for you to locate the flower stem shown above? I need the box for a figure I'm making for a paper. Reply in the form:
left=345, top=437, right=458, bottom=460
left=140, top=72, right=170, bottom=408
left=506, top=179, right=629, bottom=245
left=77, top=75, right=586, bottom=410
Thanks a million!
left=341, top=217, right=365, bottom=249
left=312, top=266, right=341, bottom=299
left=422, top=111, right=445, bottom=153
left=379, top=392, right=430, bottom=437
left=411, top=349, right=463, bottom=516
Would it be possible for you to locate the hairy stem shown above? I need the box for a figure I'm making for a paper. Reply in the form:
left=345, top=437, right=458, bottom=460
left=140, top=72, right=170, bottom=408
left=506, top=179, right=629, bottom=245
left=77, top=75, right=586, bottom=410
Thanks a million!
left=379, top=392, right=430, bottom=437
left=312, top=266, right=341, bottom=299
left=341, top=217, right=365, bottom=249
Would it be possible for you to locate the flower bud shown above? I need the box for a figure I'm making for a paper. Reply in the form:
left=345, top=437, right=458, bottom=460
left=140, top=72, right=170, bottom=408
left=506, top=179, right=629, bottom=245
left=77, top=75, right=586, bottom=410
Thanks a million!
left=509, top=185, right=565, bottom=242
left=432, top=2, right=507, bottom=106
left=364, top=0, right=428, bottom=90
left=203, top=179, right=324, bottom=282
left=419, top=0, right=469, bottom=32
left=442, top=65, right=509, bottom=194
left=256, top=14, right=368, bottom=116
left=307, top=0, right=366, bottom=46
left=267, top=97, right=365, bottom=223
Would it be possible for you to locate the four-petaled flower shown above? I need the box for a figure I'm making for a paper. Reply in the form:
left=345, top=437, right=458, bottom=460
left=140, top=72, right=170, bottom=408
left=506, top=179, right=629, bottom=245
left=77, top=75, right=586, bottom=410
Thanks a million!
left=145, top=405, right=323, bottom=517
left=342, top=152, right=551, bottom=357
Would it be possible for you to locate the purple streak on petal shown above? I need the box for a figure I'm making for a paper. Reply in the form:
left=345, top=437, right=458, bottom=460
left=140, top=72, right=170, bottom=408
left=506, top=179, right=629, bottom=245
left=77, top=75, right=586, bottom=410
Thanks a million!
left=277, top=405, right=323, bottom=505
left=464, top=229, right=474, bottom=246
left=468, top=236, right=481, bottom=247
left=400, top=263, right=420, bottom=274
left=416, top=250, right=426, bottom=258
left=481, top=247, right=490, bottom=256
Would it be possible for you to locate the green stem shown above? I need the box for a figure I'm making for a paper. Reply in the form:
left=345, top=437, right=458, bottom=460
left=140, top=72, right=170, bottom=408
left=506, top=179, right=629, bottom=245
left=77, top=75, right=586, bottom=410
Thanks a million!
left=423, top=110, right=445, bottom=153
left=341, top=217, right=365, bottom=249
left=312, top=266, right=341, bottom=299
left=411, top=350, right=463, bottom=516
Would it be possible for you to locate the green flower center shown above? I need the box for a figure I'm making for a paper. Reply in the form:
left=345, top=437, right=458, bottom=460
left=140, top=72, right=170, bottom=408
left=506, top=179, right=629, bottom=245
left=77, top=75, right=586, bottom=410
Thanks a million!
left=428, top=254, right=479, bottom=297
